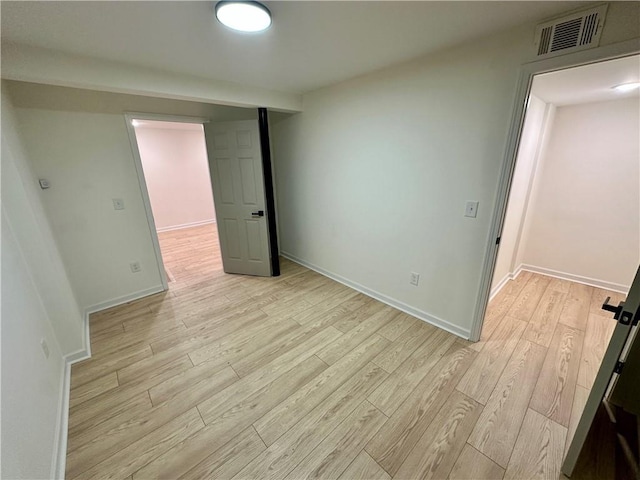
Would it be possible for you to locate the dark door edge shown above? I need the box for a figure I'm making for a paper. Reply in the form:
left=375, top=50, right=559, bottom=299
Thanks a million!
left=257, top=107, right=280, bottom=276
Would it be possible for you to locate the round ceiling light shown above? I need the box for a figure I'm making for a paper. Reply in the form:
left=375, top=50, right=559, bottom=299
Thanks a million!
left=215, top=1, right=271, bottom=33
left=612, top=82, right=640, bottom=93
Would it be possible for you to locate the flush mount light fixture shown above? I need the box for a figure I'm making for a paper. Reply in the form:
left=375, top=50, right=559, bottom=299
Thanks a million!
left=612, top=82, right=640, bottom=92
left=215, top=1, right=271, bottom=33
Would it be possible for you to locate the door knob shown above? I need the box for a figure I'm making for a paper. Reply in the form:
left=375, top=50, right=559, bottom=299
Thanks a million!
left=251, top=210, right=264, bottom=217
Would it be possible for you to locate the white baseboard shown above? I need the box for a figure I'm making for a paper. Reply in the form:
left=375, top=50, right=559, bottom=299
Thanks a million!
left=489, top=274, right=511, bottom=301
left=65, top=313, right=92, bottom=364
left=156, top=219, right=216, bottom=233
left=488, top=266, right=525, bottom=301
left=53, top=285, right=164, bottom=478
left=84, top=285, right=166, bottom=315
left=52, top=322, right=91, bottom=479
left=52, top=361, right=72, bottom=479
left=519, top=264, right=630, bottom=293
left=281, top=252, right=470, bottom=340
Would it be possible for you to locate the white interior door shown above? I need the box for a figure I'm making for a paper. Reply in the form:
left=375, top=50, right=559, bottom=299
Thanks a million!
left=204, top=120, right=271, bottom=276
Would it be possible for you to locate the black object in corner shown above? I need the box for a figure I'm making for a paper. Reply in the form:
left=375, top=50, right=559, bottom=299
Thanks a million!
left=258, top=108, right=280, bottom=277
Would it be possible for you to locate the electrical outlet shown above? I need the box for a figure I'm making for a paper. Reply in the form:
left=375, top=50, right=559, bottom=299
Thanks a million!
left=465, top=201, right=479, bottom=218
left=40, top=338, right=50, bottom=359
left=130, top=261, right=142, bottom=273
left=113, top=198, right=125, bottom=210
left=410, top=272, right=420, bottom=286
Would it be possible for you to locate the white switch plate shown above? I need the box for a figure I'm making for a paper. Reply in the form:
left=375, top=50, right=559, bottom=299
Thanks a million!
left=39, top=179, right=50, bottom=189
left=113, top=198, right=125, bottom=210
left=410, top=272, right=420, bottom=286
left=465, top=201, right=479, bottom=218
left=130, top=261, right=142, bottom=273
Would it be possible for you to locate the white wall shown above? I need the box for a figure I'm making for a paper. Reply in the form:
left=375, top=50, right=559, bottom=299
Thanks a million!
left=13, top=107, right=165, bottom=310
left=521, top=97, right=640, bottom=290
left=1, top=86, right=75, bottom=479
left=271, top=3, right=640, bottom=337
left=135, top=124, right=215, bottom=231
left=1, top=86, right=84, bottom=354
left=491, top=95, right=552, bottom=293
left=512, top=104, right=557, bottom=273
left=6, top=81, right=256, bottom=311
left=273, top=25, right=534, bottom=337
left=1, top=214, right=65, bottom=480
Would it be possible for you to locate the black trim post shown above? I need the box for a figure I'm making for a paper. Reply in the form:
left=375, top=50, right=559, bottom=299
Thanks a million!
left=257, top=108, right=280, bottom=276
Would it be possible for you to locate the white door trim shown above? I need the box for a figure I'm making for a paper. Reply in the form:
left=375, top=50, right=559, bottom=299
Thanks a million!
left=123, top=112, right=210, bottom=292
left=470, top=38, right=640, bottom=342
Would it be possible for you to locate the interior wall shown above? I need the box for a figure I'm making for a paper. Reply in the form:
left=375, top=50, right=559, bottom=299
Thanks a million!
left=491, top=95, right=552, bottom=294
left=12, top=107, right=165, bottom=310
left=512, top=102, right=555, bottom=272
left=1, top=86, right=74, bottom=479
left=1, top=86, right=84, bottom=354
left=1, top=214, right=66, bottom=480
left=135, top=125, right=215, bottom=232
left=5, top=81, right=256, bottom=310
left=271, top=3, right=640, bottom=337
left=521, top=96, right=640, bottom=290
left=273, top=25, right=534, bottom=337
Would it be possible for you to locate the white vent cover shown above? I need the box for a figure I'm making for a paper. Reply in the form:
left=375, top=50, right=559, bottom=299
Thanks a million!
left=534, top=4, right=608, bottom=58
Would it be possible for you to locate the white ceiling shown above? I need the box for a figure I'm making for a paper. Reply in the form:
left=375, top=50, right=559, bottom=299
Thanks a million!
left=1, top=1, right=594, bottom=95
left=532, top=55, right=640, bottom=106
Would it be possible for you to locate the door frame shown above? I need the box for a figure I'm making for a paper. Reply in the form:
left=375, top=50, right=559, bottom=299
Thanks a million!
left=124, top=112, right=210, bottom=291
left=470, top=38, right=640, bottom=342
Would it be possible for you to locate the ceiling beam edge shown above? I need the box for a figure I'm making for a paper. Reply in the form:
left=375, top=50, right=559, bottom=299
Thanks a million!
left=0, top=43, right=303, bottom=113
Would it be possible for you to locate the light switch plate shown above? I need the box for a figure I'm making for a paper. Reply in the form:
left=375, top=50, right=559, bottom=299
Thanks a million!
left=39, top=179, right=50, bottom=189
left=113, top=198, right=125, bottom=210
left=465, top=201, right=479, bottom=218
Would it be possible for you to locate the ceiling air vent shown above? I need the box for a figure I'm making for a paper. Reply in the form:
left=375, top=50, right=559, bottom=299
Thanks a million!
left=535, top=4, right=608, bottom=58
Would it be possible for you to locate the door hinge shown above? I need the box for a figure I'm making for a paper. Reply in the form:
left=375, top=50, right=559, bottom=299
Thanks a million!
left=614, top=360, right=625, bottom=374
left=496, top=237, right=501, bottom=245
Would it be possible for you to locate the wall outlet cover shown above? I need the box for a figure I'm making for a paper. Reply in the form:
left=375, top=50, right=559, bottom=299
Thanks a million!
left=465, top=201, right=479, bottom=218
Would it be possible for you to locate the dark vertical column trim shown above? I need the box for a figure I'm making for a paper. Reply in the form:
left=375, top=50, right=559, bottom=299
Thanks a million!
left=258, top=107, right=280, bottom=276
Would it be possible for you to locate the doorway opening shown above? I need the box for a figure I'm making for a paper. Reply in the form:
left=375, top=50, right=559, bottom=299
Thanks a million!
left=127, top=110, right=279, bottom=292
left=132, top=119, right=221, bottom=287
left=476, top=54, right=639, bottom=474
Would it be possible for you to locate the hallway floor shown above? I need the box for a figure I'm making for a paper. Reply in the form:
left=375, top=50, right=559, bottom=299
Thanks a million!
left=157, top=223, right=223, bottom=285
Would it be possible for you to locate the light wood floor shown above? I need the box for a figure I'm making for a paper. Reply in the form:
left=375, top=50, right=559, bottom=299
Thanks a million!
left=66, top=224, right=625, bottom=479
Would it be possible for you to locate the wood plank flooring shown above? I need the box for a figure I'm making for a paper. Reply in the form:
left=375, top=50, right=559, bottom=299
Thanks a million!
left=67, top=224, right=621, bottom=479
